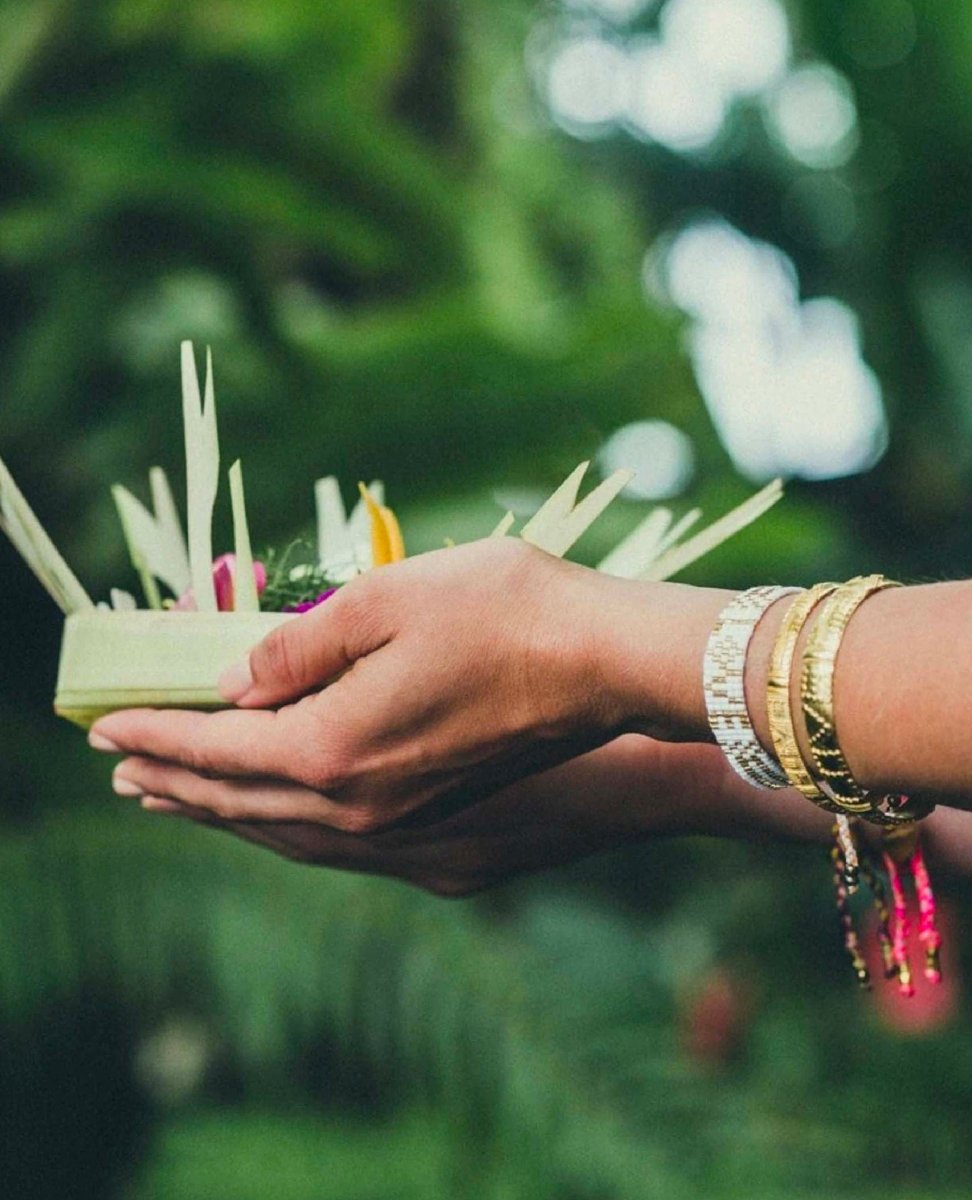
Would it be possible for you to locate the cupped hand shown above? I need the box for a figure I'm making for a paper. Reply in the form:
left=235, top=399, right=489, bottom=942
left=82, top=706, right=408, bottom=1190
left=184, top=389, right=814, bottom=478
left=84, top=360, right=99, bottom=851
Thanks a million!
left=111, top=737, right=735, bottom=896
left=91, top=539, right=700, bottom=832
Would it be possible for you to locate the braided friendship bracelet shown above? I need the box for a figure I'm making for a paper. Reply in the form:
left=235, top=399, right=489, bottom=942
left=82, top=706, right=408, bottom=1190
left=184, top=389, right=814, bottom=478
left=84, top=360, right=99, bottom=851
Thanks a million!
left=704, top=584, right=801, bottom=791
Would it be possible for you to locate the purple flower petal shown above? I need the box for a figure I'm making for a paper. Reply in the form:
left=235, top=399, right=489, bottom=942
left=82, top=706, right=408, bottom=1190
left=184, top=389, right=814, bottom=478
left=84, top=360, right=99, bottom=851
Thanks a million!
left=284, top=588, right=338, bottom=615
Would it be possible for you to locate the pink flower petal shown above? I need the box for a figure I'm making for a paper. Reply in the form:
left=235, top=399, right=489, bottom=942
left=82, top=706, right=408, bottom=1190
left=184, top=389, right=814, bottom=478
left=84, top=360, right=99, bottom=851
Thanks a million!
left=213, top=558, right=236, bottom=612
left=173, top=554, right=268, bottom=612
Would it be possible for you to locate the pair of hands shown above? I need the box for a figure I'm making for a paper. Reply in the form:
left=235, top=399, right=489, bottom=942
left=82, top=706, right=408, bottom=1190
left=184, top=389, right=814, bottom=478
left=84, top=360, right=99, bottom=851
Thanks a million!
left=91, top=539, right=721, bottom=895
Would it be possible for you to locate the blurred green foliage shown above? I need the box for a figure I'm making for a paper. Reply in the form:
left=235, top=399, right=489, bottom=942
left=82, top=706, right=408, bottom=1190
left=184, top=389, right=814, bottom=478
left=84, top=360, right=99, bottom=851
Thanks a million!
left=1, top=1, right=971, bottom=1197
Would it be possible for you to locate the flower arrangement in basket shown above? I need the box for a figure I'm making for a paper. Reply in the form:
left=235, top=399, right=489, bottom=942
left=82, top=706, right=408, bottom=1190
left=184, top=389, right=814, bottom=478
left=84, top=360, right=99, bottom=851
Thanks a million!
left=0, top=342, right=782, bottom=729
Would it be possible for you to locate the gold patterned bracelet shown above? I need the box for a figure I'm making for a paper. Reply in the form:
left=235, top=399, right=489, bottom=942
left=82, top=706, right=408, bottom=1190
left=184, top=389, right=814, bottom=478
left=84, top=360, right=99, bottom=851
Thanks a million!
left=801, top=575, right=898, bottom=815
left=767, top=582, right=840, bottom=808
left=800, top=575, right=936, bottom=826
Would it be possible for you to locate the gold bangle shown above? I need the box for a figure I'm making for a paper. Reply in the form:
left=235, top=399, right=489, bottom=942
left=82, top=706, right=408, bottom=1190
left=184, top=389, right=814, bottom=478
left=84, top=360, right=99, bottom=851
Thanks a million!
left=767, top=582, right=842, bottom=809
left=801, top=575, right=899, bottom=815
left=800, top=577, right=936, bottom=827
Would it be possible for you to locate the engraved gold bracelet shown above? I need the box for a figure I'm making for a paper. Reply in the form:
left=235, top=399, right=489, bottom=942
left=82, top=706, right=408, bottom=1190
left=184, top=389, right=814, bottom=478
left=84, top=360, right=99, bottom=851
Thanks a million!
left=801, top=576, right=935, bottom=825
left=767, top=582, right=841, bottom=809
left=801, top=575, right=895, bottom=813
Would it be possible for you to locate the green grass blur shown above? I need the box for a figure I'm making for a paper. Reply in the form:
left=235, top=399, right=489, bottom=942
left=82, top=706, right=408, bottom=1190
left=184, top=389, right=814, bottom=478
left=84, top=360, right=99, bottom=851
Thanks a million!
left=1, top=1, right=971, bottom=1197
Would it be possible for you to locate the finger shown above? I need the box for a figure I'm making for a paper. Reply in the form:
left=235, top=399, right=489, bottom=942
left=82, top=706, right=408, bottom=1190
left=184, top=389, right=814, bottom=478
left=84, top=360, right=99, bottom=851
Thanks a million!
left=134, top=778, right=383, bottom=868
left=90, top=704, right=334, bottom=789
left=219, top=575, right=395, bottom=708
left=113, top=757, right=347, bottom=823
left=141, top=796, right=194, bottom=815
left=139, top=795, right=316, bottom=862
left=139, top=783, right=484, bottom=895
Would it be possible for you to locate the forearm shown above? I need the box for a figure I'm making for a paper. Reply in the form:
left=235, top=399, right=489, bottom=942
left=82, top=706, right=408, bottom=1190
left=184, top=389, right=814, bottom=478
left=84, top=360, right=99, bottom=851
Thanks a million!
left=531, top=735, right=972, bottom=879
left=530, top=735, right=835, bottom=844
left=812, top=582, right=972, bottom=797
left=598, top=576, right=972, bottom=808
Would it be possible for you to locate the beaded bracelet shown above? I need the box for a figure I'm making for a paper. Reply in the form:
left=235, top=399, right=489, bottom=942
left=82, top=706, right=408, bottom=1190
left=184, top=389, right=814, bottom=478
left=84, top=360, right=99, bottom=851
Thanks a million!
left=703, top=585, right=800, bottom=790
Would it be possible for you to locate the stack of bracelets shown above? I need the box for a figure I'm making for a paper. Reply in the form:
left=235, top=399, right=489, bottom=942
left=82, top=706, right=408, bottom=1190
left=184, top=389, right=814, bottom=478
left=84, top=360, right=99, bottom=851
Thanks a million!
left=704, top=575, right=942, bottom=995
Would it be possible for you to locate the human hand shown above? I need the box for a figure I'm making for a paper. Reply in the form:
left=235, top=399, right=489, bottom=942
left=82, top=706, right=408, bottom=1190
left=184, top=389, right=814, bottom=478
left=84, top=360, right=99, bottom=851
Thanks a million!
left=91, top=539, right=725, bottom=832
left=109, top=737, right=736, bottom=896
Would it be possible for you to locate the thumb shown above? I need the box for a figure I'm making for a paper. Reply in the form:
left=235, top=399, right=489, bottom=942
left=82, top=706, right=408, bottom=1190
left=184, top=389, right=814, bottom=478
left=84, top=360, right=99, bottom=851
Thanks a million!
left=218, top=582, right=391, bottom=707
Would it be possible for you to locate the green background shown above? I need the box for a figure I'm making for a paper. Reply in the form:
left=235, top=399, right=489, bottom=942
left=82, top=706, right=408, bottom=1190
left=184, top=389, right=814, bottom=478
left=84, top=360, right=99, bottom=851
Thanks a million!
left=0, top=1, right=970, bottom=1196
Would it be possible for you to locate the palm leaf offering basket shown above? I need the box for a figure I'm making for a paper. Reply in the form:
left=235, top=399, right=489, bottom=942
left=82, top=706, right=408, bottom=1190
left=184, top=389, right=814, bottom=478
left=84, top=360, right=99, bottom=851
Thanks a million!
left=0, top=342, right=783, bottom=729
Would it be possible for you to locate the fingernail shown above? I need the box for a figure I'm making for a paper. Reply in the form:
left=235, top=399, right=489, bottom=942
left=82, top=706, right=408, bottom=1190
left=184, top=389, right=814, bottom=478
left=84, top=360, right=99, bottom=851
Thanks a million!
left=89, top=730, right=121, bottom=753
left=112, top=772, right=144, bottom=798
left=141, top=796, right=184, bottom=814
left=218, top=655, right=253, bottom=703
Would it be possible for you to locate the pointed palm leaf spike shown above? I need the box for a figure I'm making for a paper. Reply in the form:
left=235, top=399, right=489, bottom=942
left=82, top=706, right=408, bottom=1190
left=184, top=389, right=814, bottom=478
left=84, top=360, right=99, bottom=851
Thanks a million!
left=490, top=512, right=516, bottom=538
left=358, top=483, right=405, bottom=567
left=229, top=460, right=259, bottom=613
left=112, top=487, right=161, bottom=609
left=601, top=505, right=707, bottom=579
left=182, top=341, right=219, bottom=612
left=641, top=479, right=784, bottom=582
left=315, top=477, right=348, bottom=573
left=598, top=507, right=672, bottom=578
left=349, top=479, right=383, bottom=554
left=112, top=468, right=190, bottom=604
left=520, top=462, right=634, bottom=558
left=0, top=457, right=93, bottom=613
left=150, top=466, right=190, bottom=590
left=651, top=506, right=703, bottom=561
left=316, top=476, right=384, bottom=577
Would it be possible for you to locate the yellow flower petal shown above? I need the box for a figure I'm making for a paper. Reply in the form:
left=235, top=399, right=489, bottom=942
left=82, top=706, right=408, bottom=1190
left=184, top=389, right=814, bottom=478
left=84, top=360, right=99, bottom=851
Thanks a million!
left=358, top=483, right=406, bottom=566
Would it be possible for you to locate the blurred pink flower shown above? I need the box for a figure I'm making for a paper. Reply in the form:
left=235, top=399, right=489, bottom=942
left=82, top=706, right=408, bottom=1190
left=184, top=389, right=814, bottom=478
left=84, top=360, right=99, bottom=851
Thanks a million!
left=173, top=554, right=267, bottom=612
left=679, top=966, right=753, bottom=1069
left=866, top=901, right=960, bottom=1036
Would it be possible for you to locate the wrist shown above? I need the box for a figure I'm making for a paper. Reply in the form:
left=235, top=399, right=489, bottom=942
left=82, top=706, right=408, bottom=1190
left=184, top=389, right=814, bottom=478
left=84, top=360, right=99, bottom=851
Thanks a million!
left=588, top=576, right=734, bottom=741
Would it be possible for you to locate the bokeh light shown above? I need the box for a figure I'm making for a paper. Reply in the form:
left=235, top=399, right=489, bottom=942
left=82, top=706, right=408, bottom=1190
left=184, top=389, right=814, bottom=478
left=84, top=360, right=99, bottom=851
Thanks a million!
left=541, top=0, right=794, bottom=155
left=658, top=218, right=798, bottom=327
left=625, top=38, right=727, bottom=151
left=599, top=419, right=696, bottom=498
left=546, top=35, right=628, bottom=134
left=694, top=298, right=887, bottom=481
left=765, top=63, right=860, bottom=169
left=653, top=219, right=888, bottom=480
left=660, top=0, right=790, bottom=95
